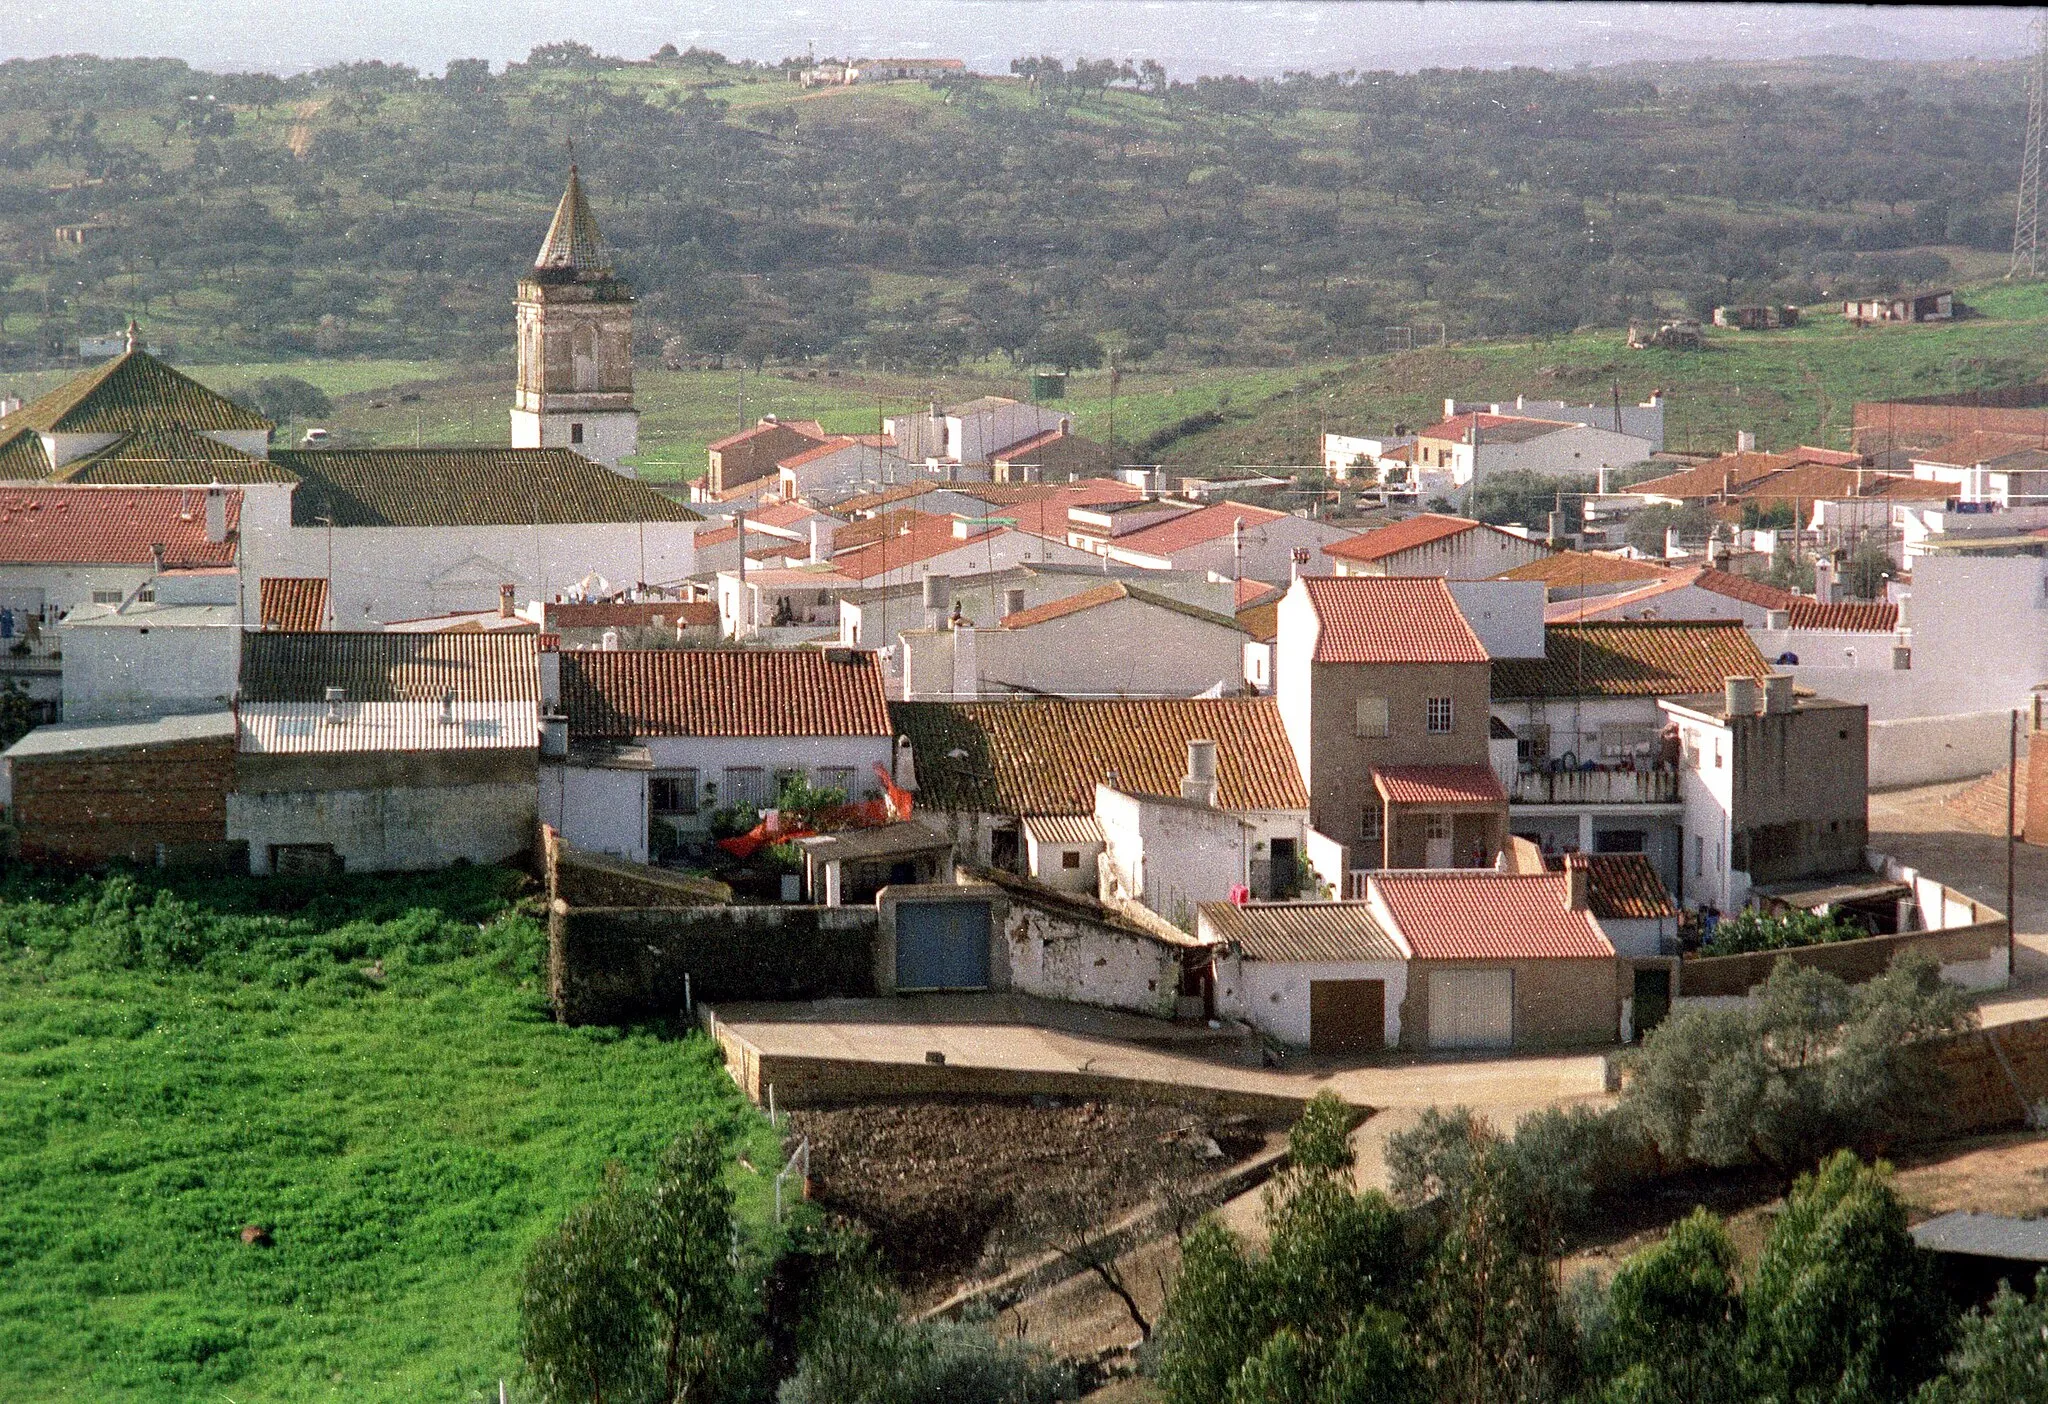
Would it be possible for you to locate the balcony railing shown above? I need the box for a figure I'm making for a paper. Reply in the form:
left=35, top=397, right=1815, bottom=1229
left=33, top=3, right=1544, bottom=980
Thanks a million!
left=0, top=636, right=61, bottom=672
left=1510, top=767, right=1679, bottom=806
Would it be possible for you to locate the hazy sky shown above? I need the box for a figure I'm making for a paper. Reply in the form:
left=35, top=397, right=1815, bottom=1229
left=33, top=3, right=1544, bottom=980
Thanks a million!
left=3, top=3, right=2034, bottom=79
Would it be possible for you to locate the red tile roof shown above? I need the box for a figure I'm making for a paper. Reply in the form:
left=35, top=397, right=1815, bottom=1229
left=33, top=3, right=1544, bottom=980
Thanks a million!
left=992, top=580, right=1238, bottom=632
left=1322, top=513, right=1480, bottom=563
left=1911, top=431, right=2048, bottom=467
left=1371, top=764, right=1508, bottom=807
left=831, top=514, right=1000, bottom=580
left=1300, top=576, right=1489, bottom=664
left=1627, top=452, right=1804, bottom=500
left=258, top=577, right=328, bottom=631
left=1785, top=598, right=1898, bottom=631
left=1414, top=412, right=1564, bottom=443
left=1492, top=620, right=1771, bottom=699
left=0, top=485, right=239, bottom=566
left=706, top=419, right=827, bottom=452
left=1494, top=551, right=1678, bottom=588
left=1108, top=501, right=1289, bottom=559
left=549, top=601, right=718, bottom=630
left=1235, top=577, right=1281, bottom=608
left=561, top=649, right=892, bottom=739
left=1372, top=871, right=1616, bottom=960
left=777, top=437, right=859, bottom=470
left=1542, top=852, right=1676, bottom=920
left=746, top=500, right=835, bottom=530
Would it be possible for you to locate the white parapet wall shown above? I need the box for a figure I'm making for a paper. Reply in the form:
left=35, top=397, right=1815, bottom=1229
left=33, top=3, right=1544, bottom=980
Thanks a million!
left=1869, top=709, right=2024, bottom=790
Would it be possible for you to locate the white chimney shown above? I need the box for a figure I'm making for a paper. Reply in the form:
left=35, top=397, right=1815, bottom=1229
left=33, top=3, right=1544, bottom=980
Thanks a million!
left=1724, top=675, right=1759, bottom=717
left=1664, top=526, right=1682, bottom=559
left=203, top=486, right=228, bottom=544
left=1444, top=397, right=1459, bottom=419
left=1290, top=546, right=1311, bottom=582
left=601, top=628, right=620, bottom=651
left=809, top=519, right=828, bottom=564
left=1766, top=608, right=1790, bottom=631
left=1736, top=430, right=1757, bottom=453
left=1180, top=738, right=1219, bottom=807
left=1763, top=673, right=1794, bottom=714
left=1813, top=557, right=1836, bottom=605
left=324, top=685, right=346, bottom=725
left=892, top=734, right=919, bottom=791
left=923, top=574, right=949, bottom=630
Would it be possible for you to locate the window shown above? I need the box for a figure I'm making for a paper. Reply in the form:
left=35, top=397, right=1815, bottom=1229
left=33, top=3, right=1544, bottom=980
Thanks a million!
left=91, top=589, right=123, bottom=604
left=1061, top=849, right=1082, bottom=870
left=1425, top=814, right=1451, bottom=841
left=1355, top=696, right=1390, bottom=737
left=1694, top=834, right=1705, bottom=876
left=816, top=766, right=857, bottom=798
left=1360, top=800, right=1383, bottom=842
left=1516, top=724, right=1551, bottom=767
left=723, top=767, right=765, bottom=807
left=772, top=767, right=806, bottom=804
left=651, top=771, right=699, bottom=817
left=569, top=422, right=584, bottom=445
left=1427, top=696, right=1455, bottom=734
left=1594, top=829, right=1646, bottom=854
left=134, top=586, right=155, bottom=603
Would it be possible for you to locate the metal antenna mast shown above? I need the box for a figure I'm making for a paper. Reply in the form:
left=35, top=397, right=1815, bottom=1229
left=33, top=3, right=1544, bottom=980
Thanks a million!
left=2014, top=11, right=2048, bottom=278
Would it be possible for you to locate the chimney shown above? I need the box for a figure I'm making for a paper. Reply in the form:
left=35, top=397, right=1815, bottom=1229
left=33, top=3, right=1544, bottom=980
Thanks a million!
left=601, top=628, right=620, bottom=651
left=1180, top=738, right=1219, bottom=807
left=1763, top=673, right=1794, bottom=714
left=922, top=573, right=949, bottom=630
left=952, top=518, right=972, bottom=540
left=539, top=712, right=568, bottom=757
left=1663, top=526, right=1682, bottom=559
left=1766, top=608, right=1790, bottom=631
left=950, top=622, right=978, bottom=699
left=1737, top=430, right=1757, bottom=453
left=1546, top=510, right=1565, bottom=546
left=1723, top=675, right=1759, bottom=717
left=150, top=542, right=165, bottom=573
left=1444, top=397, right=1458, bottom=419
left=499, top=583, right=516, bottom=619
left=892, top=734, right=919, bottom=791
left=1813, top=557, right=1836, bottom=606
left=1563, top=855, right=1591, bottom=912
left=809, top=519, right=827, bottom=564
left=324, top=685, right=346, bottom=725
left=203, top=486, right=228, bottom=544
left=1290, top=546, right=1311, bottom=582
left=1004, top=587, right=1026, bottom=618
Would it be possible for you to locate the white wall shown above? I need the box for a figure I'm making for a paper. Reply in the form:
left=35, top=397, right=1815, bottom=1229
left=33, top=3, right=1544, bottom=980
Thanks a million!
left=1107, top=514, right=1359, bottom=581
left=901, top=598, right=1248, bottom=700
left=951, top=405, right=1067, bottom=464
left=1275, top=580, right=1318, bottom=795
left=1024, top=833, right=1104, bottom=893
left=510, top=407, right=639, bottom=474
left=1868, top=710, right=2022, bottom=789
left=1664, top=703, right=1741, bottom=911
left=1097, top=785, right=1250, bottom=932
left=1335, top=526, right=1552, bottom=580
left=60, top=619, right=239, bottom=722
left=1215, top=953, right=1408, bottom=1048
left=541, top=763, right=648, bottom=862
left=1475, top=424, right=1656, bottom=483
left=1004, top=901, right=1182, bottom=1018
left=1446, top=579, right=1545, bottom=659
left=0, top=563, right=155, bottom=619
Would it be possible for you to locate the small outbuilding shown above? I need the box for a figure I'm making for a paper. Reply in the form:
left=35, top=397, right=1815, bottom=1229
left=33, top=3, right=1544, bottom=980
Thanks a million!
left=1203, top=900, right=1410, bottom=1054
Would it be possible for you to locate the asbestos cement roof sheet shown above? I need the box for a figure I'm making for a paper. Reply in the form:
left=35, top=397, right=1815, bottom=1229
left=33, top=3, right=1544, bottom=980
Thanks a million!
left=1200, top=900, right=1407, bottom=963
left=239, top=701, right=539, bottom=754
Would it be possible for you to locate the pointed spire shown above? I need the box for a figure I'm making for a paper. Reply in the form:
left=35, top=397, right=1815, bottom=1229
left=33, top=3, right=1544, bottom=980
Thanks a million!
left=534, top=165, right=610, bottom=273
left=124, top=319, right=141, bottom=354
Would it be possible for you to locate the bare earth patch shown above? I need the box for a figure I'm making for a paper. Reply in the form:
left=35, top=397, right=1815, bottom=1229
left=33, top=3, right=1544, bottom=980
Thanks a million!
left=784, top=1096, right=1269, bottom=1304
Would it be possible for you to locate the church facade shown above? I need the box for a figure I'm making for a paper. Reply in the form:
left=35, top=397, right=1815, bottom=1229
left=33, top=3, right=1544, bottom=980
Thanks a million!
left=509, top=166, right=641, bottom=474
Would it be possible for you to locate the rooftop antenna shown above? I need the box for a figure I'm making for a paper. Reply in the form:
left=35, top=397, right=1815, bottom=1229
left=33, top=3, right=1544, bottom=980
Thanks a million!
left=2014, top=10, right=2047, bottom=278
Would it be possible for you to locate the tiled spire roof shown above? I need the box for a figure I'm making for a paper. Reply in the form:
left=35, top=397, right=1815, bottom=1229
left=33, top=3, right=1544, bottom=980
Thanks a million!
left=534, top=165, right=610, bottom=273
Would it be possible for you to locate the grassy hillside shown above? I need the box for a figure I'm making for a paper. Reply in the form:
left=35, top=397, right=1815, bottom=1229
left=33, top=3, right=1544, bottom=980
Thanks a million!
left=0, top=865, right=778, bottom=1403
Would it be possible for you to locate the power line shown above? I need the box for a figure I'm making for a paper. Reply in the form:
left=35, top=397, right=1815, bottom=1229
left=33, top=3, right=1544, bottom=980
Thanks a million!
left=2013, top=11, right=2048, bottom=278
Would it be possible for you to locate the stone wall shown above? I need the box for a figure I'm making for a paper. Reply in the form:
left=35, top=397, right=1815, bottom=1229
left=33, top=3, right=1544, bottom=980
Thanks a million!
left=1924, top=1016, right=2048, bottom=1134
left=1677, top=921, right=2011, bottom=999
left=541, top=826, right=731, bottom=908
left=549, top=902, right=877, bottom=1025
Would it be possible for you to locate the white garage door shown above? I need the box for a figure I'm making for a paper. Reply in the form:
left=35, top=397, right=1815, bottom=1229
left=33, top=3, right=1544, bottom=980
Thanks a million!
left=1428, top=968, right=1513, bottom=1049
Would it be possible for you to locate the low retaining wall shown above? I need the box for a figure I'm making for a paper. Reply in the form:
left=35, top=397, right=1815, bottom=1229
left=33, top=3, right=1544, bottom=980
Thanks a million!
left=703, top=1008, right=1323, bottom=1122
left=550, top=904, right=877, bottom=1025
left=1870, top=710, right=2019, bottom=790
left=1678, top=920, right=2010, bottom=999
left=1925, top=1016, right=2048, bottom=1134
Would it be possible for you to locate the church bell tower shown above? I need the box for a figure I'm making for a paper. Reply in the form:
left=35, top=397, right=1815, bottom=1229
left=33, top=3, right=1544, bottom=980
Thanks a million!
left=510, top=166, right=639, bottom=474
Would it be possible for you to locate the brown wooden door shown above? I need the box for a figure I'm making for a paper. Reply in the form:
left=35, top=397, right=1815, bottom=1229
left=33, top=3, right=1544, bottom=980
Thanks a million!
left=1309, top=979, right=1385, bottom=1054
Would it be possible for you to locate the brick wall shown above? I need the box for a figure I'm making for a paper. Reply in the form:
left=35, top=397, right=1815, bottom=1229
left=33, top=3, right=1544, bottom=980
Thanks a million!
left=549, top=902, right=877, bottom=1025
left=2027, top=729, right=2048, bottom=844
left=13, top=737, right=234, bottom=866
left=1923, top=1016, right=2048, bottom=1134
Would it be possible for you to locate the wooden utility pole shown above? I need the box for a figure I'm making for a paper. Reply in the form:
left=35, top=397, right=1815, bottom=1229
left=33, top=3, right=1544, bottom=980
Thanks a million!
left=2010, top=707, right=2020, bottom=985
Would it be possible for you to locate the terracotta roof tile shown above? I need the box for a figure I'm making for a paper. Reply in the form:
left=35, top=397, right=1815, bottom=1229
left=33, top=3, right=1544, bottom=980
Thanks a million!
left=993, top=580, right=1238, bottom=632
left=1627, top=452, right=1806, bottom=499
left=1495, top=551, right=1677, bottom=588
left=1694, top=568, right=1797, bottom=608
left=706, top=420, right=828, bottom=453
left=1492, top=620, right=1771, bottom=698
left=563, top=649, right=891, bottom=738
left=1911, top=431, right=2048, bottom=467
left=1542, top=852, right=1676, bottom=920
left=0, top=485, right=239, bottom=566
left=890, top=698, right=1308, bottom=816
left=1371, top=764, right=1507, bottom=806
left=831, top=514, right=1000, bottom=580
left=241, top=631, right=538, bottom=702
left=259, top=577, right=328, bottom=631
left=1372, top=871, right=1616, bottom=960
left=271, top=448, right=702, bottom=528
left=2, top=349, right=270, bottom=434
left=1109, top=502, right=1289, bottom=559
left=1323, top=513, right=1481, bottom=563
left=1414, top=413, right=1574, bottom=444
left=1785, top=598, right=1898, bottom=631
left=1301, top=576, right=1489, bottom=664
left=777, top=436, right=860, bottom=470
left=1200, top=900, right=1406, bottom=963
left=549, top=600, right=717, bottom=629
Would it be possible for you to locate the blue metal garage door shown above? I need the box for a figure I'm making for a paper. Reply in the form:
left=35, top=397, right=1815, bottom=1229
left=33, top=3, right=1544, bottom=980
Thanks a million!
left=894, top=899, right=992, bottom=991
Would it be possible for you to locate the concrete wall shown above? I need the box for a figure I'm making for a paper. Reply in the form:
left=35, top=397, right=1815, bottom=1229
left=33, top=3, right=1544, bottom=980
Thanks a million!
left=1677, top=921, right=2010, bottom=999
left=0, top=562, right=153, bottom=619
left=1216, top=954, right=1408, bottom=1048
left=550, top=903, right=878, bottom=1024
left=228, top=781, right=536, bottom=874
left=60, top=620, right=239, bottom=722
left=873, top=882, right=1011, bottom=995
left=1398, top=957, right=1619, bottom=1050
left=902, top=597, right=1248, bottom=700
left=1446, top=579, right=1547, bottom=659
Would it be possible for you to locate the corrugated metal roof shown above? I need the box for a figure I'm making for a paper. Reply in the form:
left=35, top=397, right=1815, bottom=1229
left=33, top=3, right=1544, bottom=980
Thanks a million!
left=562, top=649, right=892, bottom=739
left=238, top=701, right=539, bottom=754
left=1024, top=814, right=1105, bottom=846
left=1492, top=620, right=1771, bottom=699
left=3, top=710, right=235, bottom=759
left=1373, top=871, right=1615, bottom=961
left=1201, top=900, right=1407, bottom=963
left=240, top=632, right=540, bottom=702
left=891, top=697, right=1308, bottom=817
left=272, top=449, right=702, bottom=528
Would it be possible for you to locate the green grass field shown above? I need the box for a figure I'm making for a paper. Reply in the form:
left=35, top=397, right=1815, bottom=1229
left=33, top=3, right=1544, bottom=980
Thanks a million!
left=0, top=865, right=777, bottom=1403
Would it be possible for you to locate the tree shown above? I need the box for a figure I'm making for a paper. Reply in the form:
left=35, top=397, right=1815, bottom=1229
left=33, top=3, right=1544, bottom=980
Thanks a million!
left=1590, top=1208, right=1745, bottom=1404
left=640, top=1129, right=753, bottom=1402
left=1285, top=1089, right=1357, bottom=1177
left=1917, top=1272, right=2048, bottom=1404
left=1467, top=470, right=1581, bottom=535
left=1024, top=328, right=1105, bottom=372
left=1843, top=541, right=1895, bottom=601
left=521, top=1166, right=655, bottom=1404
left=1740, top=1151, right=1950, bottom=1404
left=0, top=680, right=40, bottom=749
left=238, top=375, right=332, bottom=422
left=1624, top=955, right=1974, bottom=1177
left=1623, top=501, right=1714, bottom=557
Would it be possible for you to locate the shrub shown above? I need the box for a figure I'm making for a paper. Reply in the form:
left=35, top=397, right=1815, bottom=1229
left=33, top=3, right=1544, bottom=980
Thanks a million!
left=1698, top=906, right=1869, bottom=957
